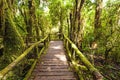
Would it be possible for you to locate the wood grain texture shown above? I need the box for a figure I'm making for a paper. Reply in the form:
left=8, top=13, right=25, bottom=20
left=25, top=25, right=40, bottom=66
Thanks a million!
left=29, top=41, right=77, bottom=80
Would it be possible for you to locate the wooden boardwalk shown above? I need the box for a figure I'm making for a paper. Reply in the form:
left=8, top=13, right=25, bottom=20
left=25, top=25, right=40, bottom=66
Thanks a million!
left=29, top=41, right=77, bottom=80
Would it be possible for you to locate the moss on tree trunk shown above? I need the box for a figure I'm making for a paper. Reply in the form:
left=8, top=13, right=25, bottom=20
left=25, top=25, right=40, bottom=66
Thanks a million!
left=2, top=0, right=24, bottom=64
left=0, top=0, right=5, bottom=36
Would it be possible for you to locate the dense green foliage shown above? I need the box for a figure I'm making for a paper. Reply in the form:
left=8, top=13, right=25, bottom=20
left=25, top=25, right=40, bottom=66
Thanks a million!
left=0, top=0, right=120, bottom=79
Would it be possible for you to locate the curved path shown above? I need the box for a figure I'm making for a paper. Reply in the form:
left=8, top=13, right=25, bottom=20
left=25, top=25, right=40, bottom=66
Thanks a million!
left=29, top=41, right=77, bottom=80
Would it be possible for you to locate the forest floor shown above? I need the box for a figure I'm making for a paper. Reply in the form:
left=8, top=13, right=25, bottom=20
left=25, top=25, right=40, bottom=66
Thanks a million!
left=94, top=55, right=120, bottom=80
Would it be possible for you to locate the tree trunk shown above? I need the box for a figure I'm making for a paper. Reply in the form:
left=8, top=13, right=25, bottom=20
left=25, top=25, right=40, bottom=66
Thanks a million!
left=70, top=0, right=85, bottom=49
left=27, top=0, right=35, bottom=42
left=94, top=0, right=103, bottom=40
left=69, top=12, right=73, bottom=41
left=67, top=18, right=70, bottom=37
left=59, top=7, right=63, bottom=39
left=35, top=18, right=40, bottom=41
left=76, top=0, right=85, bottom=50
left=2, top=0, right=24, bottom=64
left=0, top=0, right=5, bottom=36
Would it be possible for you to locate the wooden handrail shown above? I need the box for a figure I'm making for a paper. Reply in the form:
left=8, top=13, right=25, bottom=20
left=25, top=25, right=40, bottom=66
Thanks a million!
left=63, top=34, right=103, bottom=80
left=0, top=35, right=48, bottom=79
left=23, top=47, right=45, bottom=80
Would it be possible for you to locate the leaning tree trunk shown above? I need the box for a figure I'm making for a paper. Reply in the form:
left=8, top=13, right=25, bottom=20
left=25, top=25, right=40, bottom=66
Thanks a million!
left=32, top=1, right=40, bottom=41
left=69, top=0, right=78, bottom=44
left=2, top=0, right=24, bottom=65
left=59, top=7, right=63, bottom=39
left=0, top=0, right=5, bottom=36
left=70, top=0, right=85, bottom=49
left=91, top=0, right=102, bottom=65
left=69, top=12, right=73, bottom=41
left=94, top=0, right=103, bottom=40
left=76, top=0, right=85, bottom=50
left=35, top=18, right=40, bottom=41
left=26, top=0, right=34, bottom=42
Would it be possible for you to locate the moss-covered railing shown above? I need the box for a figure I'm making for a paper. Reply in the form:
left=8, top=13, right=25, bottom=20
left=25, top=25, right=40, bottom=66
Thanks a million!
left=0, top=35, right=49, bottom=80
left=63, top=34, right=103, bottom=80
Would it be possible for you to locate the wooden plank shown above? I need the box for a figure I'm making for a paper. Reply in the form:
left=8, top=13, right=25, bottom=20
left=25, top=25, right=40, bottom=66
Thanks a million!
left=34, top=68, right=71, bottom=72
left=34, top=72, right=74, bottom=76
left=35, top=65, right=69, bottom=69
left=29, top=41, right=77, bottom=80
left=34, top=76, right=76, bottom=80
left=40, top=61, right=68, bottom=65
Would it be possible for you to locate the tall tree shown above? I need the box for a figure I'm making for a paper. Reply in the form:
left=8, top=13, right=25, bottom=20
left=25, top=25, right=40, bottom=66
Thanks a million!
left=94, top=0, right=103, bottom=40
left=0, top=0, right=5, bottom=36
left=1, top=0, right=24, bottom=65
left=27, top=0, right=34, bottom=42
left=69, top=0, right=85, bottom=49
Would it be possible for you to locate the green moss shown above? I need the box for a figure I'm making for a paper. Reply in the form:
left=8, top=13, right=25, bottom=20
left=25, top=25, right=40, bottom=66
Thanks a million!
left=0, top=35, right=48, bottom=79
left=3, top=5, right=25, bottom=63
left=63, top=34, right=103, bottom=80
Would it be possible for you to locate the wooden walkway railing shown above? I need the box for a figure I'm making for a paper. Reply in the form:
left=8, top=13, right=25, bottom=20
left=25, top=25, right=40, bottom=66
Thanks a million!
left=63, top=34, right=103, bottom=80
left=0, top=35, right=49, bottom=80
left=0, top=33, right=103, bottom=80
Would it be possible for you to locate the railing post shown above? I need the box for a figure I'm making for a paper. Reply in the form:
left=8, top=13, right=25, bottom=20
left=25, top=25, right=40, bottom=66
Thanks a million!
left=63, top=36, right=65, bottom=46
left=65, top=40, right=68, bottom=50
left=61, top=33, right=63, bottom=40
left=44, top=39, right=46, bottom=47
left=47, top=35, right=49, bottom=47
left=48, top=34, right=50, bottom=42
left=0, top=35, right=48, bottom=79
left=34, top=46, right=39, bottom=59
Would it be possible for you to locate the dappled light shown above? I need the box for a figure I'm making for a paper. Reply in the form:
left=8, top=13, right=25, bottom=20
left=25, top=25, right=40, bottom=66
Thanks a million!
left=51, top=45, right=62, bottom=49
left=54, top=54, right=67, bottom=62
left=51, top=27, right=59, bottom=33
left=0, top=0, right=120, bottom=80
left=29, top=41, right=76, bottom=79
left=50, top=41, right=66, bottom=62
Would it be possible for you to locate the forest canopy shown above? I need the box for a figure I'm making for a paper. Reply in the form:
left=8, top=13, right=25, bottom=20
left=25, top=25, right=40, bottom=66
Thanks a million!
left=0, top=0, right=120, bottom=80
